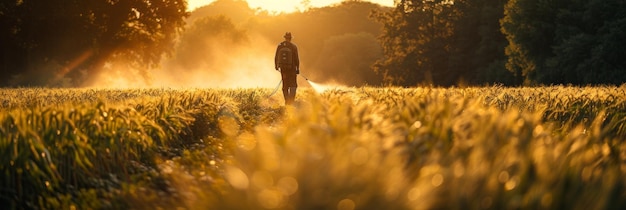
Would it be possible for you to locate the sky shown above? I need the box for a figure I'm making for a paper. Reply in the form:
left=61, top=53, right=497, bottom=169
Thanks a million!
left=187, top=0, right=395, bottom=13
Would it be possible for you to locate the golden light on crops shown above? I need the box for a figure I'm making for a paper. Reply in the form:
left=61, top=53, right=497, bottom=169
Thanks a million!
left=3, top=86, right=626, bottom=209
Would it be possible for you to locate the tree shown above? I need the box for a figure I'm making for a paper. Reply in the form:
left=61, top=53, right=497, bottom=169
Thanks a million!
left=452, top=0, right=515, bottom=85
left=374, top=0, right=511, bottom=86
left=0, top=1, right=23, bottom=82
left=187, top=0, right=255, bottom=24
left=372, top=0, right=457, bottom=86
left=502, top=0, right=626, bottom=85
left=501, top=0, right=564, bottom=85
left=547, top=0, right=626, bottom=84
left=0, top=0, right=187, bottom=87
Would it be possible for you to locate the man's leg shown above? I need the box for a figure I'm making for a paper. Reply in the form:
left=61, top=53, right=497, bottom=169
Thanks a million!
left=281, top=72, right=290, bottom=105
left=282, top=88, right=290, bottom=104
left=281, top=68, right=297, bottom=105
left=288, top=87, right=297, bottom=104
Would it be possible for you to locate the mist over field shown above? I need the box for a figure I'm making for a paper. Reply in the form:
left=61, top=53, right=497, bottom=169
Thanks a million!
left=143, top=0, right=386, bottom=89
left=1, top=0, right=386, bottom=88
left=91, top=31, right=280, bottom=88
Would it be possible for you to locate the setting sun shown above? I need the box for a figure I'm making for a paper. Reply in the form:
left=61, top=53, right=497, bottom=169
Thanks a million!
left=188, top=0, right=394, bottom=13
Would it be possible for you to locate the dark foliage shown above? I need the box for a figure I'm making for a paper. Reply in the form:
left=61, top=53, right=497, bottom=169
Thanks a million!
left=0, top=0, right=188, bottom=87
left=373, top=0, right=512, bottom=87
left=502, top=0, right=626, bottom=85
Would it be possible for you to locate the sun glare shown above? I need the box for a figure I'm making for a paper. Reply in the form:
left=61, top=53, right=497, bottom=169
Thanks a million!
left=188, top=0, right=394, bottom=13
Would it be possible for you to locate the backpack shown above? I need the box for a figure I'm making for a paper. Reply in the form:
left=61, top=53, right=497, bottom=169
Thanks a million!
left=278, top=43, right=293, bottom=66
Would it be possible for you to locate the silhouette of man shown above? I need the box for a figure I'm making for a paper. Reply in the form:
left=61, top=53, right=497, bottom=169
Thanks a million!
left=275, top=32, right=300, bottom=105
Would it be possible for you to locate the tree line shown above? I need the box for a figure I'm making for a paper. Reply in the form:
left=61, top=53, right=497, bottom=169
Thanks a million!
left=1, top=0, right=624, bottom=87
left=376, top=0, right=626, bottom=86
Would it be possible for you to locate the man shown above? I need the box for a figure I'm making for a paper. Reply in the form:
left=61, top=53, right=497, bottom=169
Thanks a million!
left=275, top=32, right=300, bottom=105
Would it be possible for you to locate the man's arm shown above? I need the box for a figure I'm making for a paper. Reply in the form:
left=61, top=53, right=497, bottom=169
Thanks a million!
left=293, top=44, right=300, bottom=73
left=274, top=44, right=281, bottom=70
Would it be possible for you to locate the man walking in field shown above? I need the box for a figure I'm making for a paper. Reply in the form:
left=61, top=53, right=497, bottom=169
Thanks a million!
left=275, top=32, right=300, bottom=105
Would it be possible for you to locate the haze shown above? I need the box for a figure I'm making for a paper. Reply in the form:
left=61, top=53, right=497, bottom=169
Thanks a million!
left=86, top=0, right=389, bottom=88
left=188, top=0, right=394, bottom=13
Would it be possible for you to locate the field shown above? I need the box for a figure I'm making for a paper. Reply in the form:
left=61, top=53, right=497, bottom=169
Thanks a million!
left=1, top=86, right=626, bottom=209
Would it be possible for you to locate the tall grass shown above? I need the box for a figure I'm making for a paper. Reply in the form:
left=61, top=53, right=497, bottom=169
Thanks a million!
left=0, top=88, right=270, bottom=208
left=1, top=86, right=625, bottom=209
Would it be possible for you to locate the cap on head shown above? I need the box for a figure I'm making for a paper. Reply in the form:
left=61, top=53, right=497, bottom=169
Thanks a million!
left=284, top=32, right=292, bottom=39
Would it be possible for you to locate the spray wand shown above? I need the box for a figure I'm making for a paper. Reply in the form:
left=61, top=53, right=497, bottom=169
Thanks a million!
left=267, top=79, right=282, bottom=97
left=299, top=74, right=310, bottom=81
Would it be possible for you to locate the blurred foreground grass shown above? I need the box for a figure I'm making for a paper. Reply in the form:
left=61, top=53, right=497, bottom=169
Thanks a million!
left=1, top=86, right=625, bottom=209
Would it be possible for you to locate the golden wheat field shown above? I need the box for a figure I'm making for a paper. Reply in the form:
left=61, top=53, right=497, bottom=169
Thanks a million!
left=1, top=86, right=626, bottom=209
